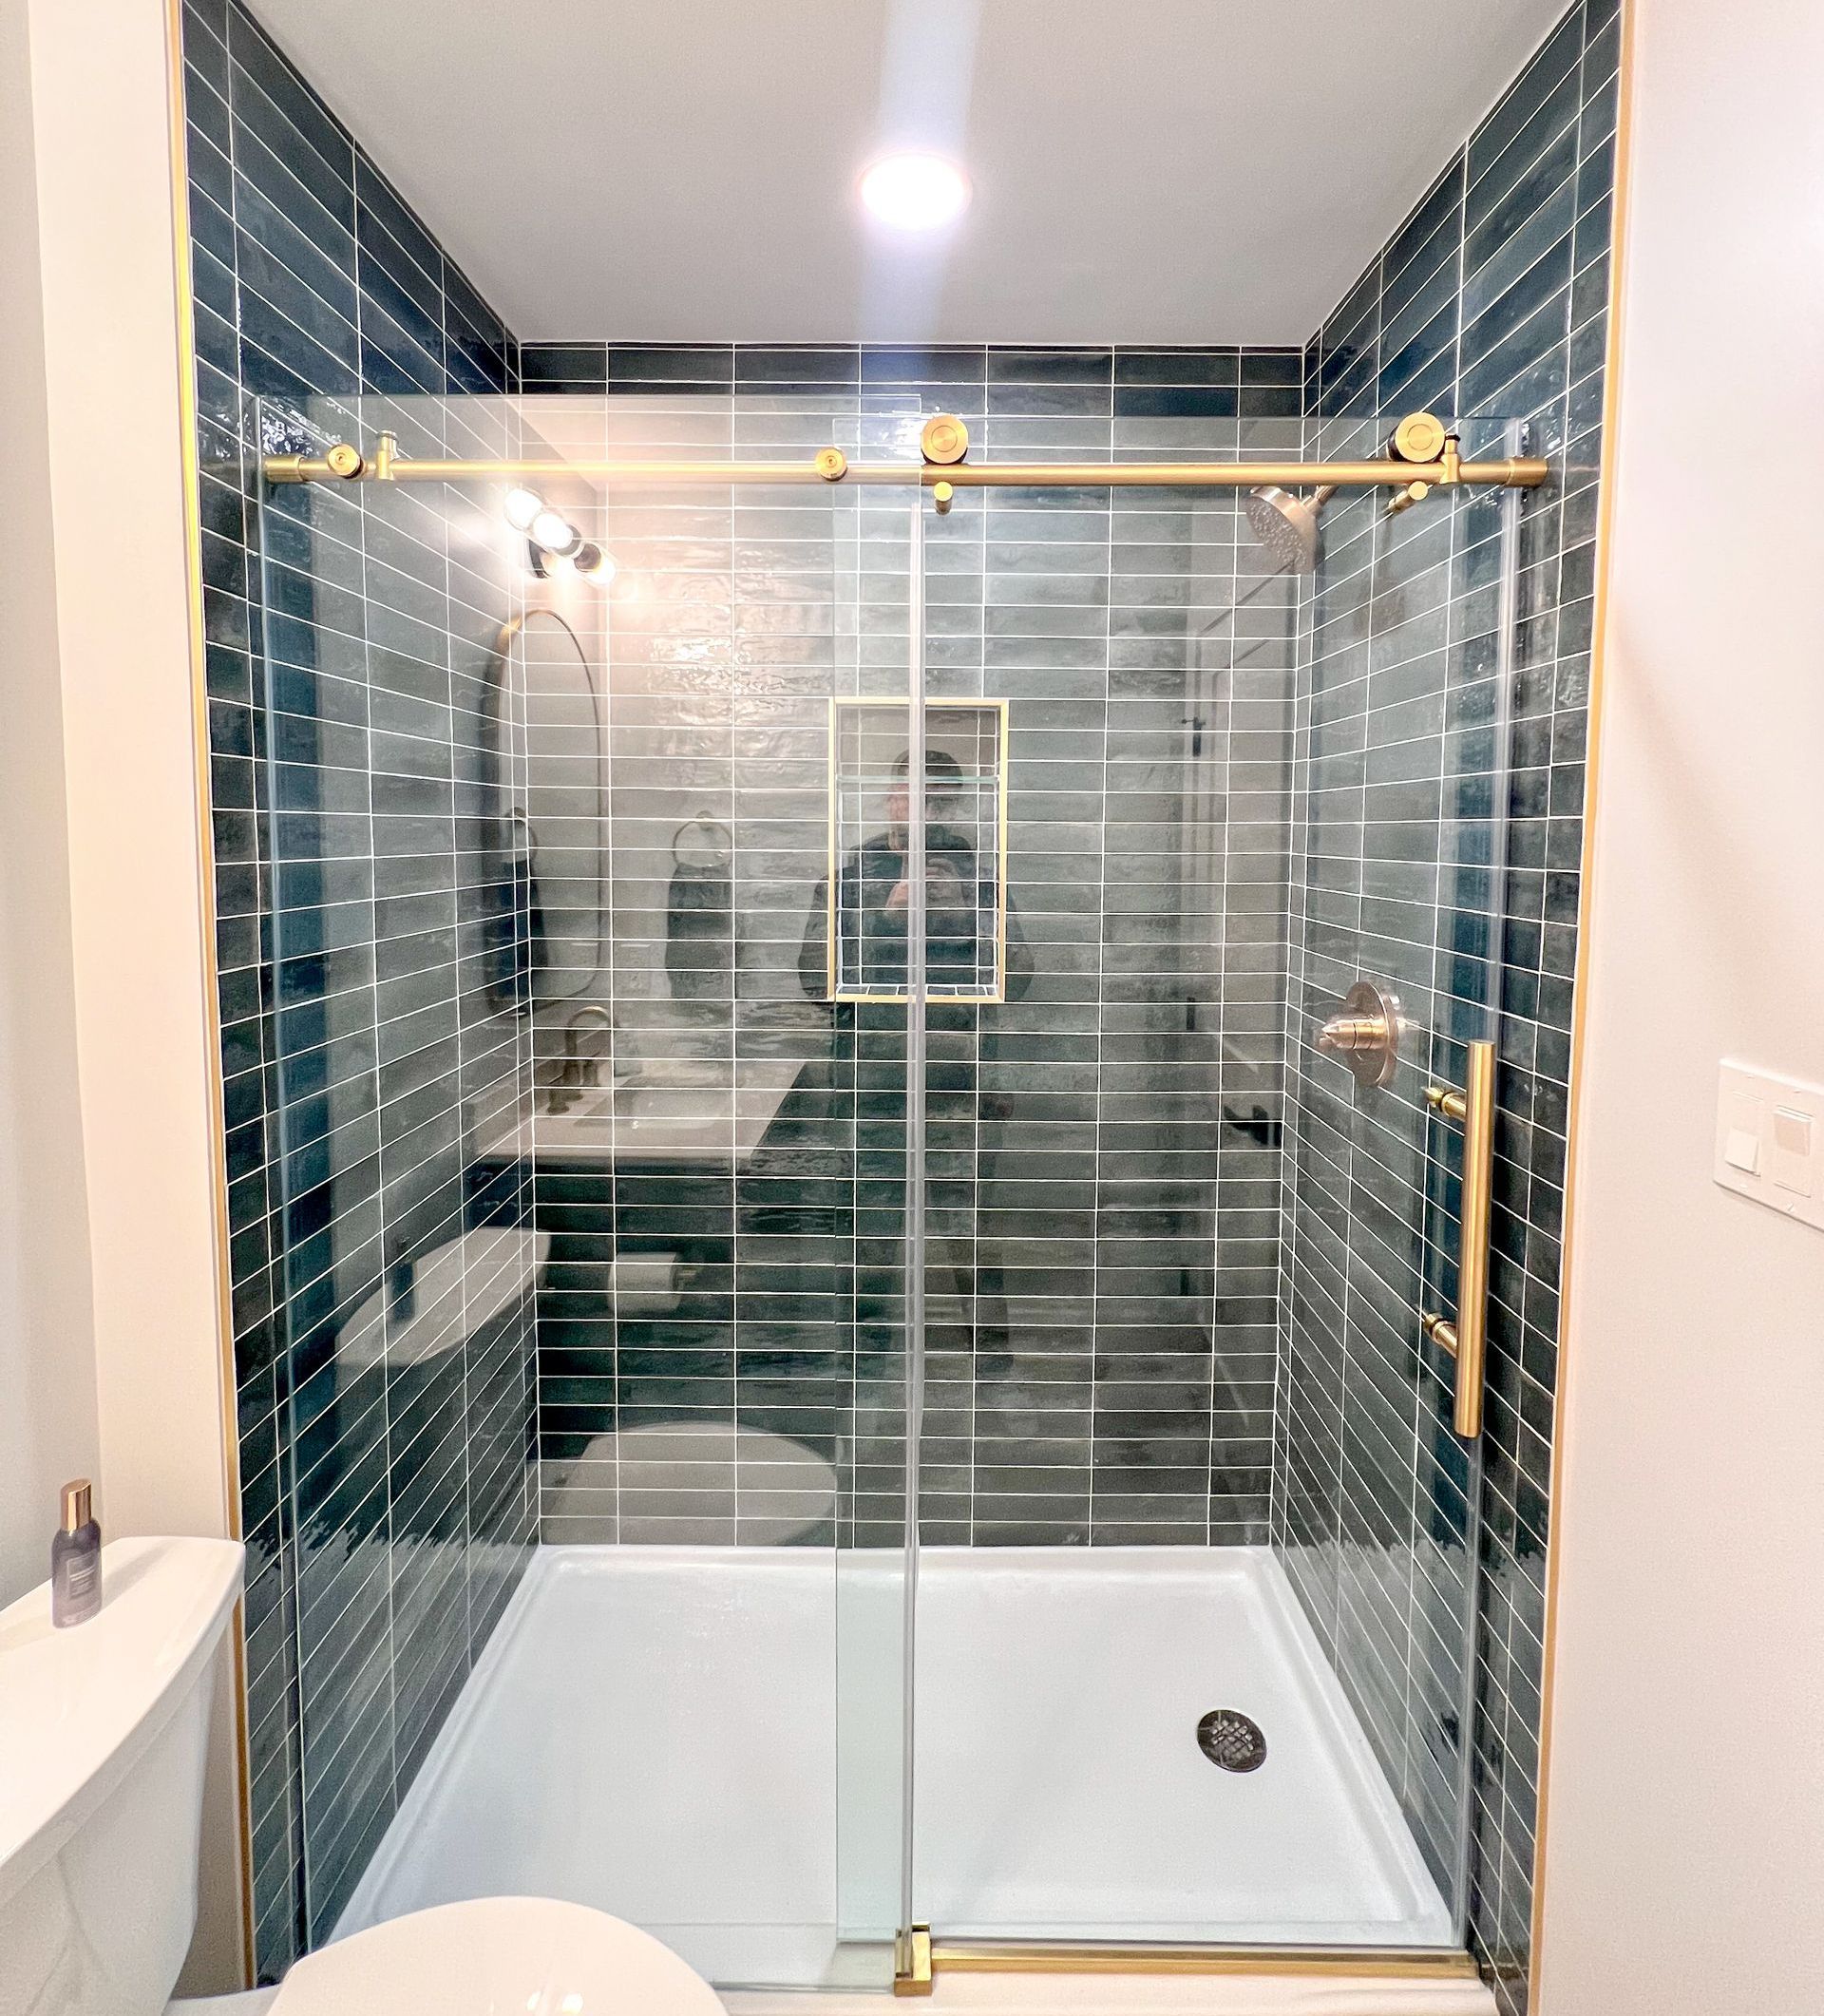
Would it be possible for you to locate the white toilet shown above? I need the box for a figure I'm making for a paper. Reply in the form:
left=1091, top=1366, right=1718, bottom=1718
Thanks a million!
left=0, top=1536, right=724, bottom=2016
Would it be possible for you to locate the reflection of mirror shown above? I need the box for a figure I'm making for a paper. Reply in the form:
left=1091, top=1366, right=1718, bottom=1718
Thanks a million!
left=665, top=809, right=735, bottom=1001
left=491, top=609, right=605, bottom=1000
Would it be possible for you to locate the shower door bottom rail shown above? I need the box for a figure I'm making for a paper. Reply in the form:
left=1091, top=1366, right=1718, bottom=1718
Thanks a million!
left=894, top=1931, right=1480, bottom=1994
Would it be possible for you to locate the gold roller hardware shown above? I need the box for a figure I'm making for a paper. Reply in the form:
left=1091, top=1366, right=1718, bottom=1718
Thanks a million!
left=1423, top=1038, right=1495, bottom=1440
left=1387, top=411, right=1463, bottom=514
left=1390, top=410, right=1448, bottom=463
left=920, top=413, right=970, bottom=465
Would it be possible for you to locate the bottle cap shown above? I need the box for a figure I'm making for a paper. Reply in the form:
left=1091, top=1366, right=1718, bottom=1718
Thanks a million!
left=61, top=1479, right=92, bottom=1531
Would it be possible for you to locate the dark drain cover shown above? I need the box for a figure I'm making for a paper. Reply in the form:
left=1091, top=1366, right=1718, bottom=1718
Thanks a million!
left=1197, top=1708, right=1267, bottom=1772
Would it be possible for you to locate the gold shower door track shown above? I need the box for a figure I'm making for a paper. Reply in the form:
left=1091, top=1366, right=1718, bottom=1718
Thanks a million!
left=262, top=409, right=1548, bottom=499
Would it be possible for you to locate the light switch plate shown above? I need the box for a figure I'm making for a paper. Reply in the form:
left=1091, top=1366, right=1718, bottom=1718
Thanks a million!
left=1715, top=1061, right=1824, bottom=1231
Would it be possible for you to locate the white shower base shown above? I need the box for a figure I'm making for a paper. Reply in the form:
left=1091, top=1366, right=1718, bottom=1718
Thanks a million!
left=336, top=1546, right=1452, bottom=1988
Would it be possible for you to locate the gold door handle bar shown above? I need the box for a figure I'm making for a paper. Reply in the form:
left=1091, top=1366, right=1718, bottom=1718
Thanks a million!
left=1422, top=1038, right=1495, bottom=1439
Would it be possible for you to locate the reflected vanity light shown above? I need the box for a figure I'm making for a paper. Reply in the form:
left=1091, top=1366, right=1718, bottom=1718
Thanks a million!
left=503, top=485, right=542, bottom=532
left=505, top=486, right=613, bottom=583
left=528, top=507, right=583, bottom=559
left=858, top=152, right=971, bottom=230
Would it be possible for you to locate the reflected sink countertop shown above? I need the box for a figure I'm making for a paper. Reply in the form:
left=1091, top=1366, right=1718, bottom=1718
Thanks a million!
left=481, top=1056, right=808, bottom=1169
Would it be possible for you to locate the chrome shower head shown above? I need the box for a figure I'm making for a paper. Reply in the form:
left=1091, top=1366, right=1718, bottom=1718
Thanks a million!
left=1244, top=483, right=1337, bottom=575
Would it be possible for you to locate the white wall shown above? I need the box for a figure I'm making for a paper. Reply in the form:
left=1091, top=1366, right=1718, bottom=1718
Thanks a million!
left=3, top=0, right=247, bottom=1987
left=1536, top=3, right=1824, bottom=2012
left=0, top=0, right=103, bottom=1612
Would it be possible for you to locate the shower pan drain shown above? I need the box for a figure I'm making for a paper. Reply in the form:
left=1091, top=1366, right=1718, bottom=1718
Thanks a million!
left=1196, top=1708, right=1267, bottom=1772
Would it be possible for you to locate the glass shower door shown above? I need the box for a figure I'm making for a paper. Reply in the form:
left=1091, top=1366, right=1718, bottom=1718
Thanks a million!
left=528, top=429, right=925, bottom=1989
left=898, top=450, right=1310, bottom=1954
left=252, top=381, right=925, bottom=1990
left=897, top=406, right=1530, bottom=1975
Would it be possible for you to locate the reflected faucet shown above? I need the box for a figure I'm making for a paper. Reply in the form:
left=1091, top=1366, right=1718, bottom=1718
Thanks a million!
left=544, top=1004, right=615, bottom=1113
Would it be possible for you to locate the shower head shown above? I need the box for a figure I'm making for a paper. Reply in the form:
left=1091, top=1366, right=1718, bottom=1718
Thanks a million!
left=1244, top=483, right=1338, bottom=575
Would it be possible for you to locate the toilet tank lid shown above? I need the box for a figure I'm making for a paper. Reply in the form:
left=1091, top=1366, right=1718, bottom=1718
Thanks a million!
left=0, top=1534, right=243, bottom=1911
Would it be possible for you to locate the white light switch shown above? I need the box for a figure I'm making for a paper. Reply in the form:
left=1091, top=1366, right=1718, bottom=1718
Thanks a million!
left=1715, top=1062, right=1824, bottom=1231
left=1723, top=1126, right=1761, bottom=1175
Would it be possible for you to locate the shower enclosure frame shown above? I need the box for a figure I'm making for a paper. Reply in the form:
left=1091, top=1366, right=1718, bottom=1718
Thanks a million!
left=255, top=409, right=1542, bottom=1997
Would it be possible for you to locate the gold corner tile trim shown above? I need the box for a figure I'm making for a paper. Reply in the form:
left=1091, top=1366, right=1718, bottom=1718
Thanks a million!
left=163, top=0, right=256, bottom=1983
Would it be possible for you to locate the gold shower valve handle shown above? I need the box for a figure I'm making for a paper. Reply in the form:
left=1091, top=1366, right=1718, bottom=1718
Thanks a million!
left=1321, top=1015, right=1390, bottom=1051
left=1423, top=1039, right=1496, bottom=1439
left=1316, top=980, right=1402, bottom=1090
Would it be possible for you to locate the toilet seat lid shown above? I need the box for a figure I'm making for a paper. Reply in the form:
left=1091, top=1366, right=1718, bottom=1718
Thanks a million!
left=268, top=1896, right=724, bottom=2016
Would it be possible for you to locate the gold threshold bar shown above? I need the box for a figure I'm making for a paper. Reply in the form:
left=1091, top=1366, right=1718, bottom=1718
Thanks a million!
left=262, top=449, right=1548, bottom=491
left=926, top=1941, right=1480, bottom=1981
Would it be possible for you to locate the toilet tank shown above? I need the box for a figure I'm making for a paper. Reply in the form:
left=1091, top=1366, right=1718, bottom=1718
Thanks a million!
left=0, top=1536, right=243, bottom=2016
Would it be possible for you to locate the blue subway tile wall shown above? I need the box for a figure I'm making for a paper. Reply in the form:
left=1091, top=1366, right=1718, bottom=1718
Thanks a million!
left=513, top=352, right=1302, bottom=1549
left=181, top=0, right=537, bottom=1975
left=1278, top=4, right=1617, bottom=2008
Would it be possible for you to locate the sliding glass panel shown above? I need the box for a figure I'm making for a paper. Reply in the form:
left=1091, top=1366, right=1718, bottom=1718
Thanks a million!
left=250, top=384, right=922, bottom=1989
left=904, top=401, right=1526, bottom=1961
left=904, top=409, right=1308, bottom=1946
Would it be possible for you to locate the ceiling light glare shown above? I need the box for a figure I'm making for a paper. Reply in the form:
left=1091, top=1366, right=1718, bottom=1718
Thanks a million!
left=528, top=508, right=582, bottom=559
left=503, top=485, right=542, bottom=532
left=573, top=542, right=616, bottom=583
left=859, top=153, right=971, bottom=231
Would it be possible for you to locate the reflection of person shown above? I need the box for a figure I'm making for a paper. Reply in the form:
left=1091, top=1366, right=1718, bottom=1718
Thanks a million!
left=798, top=748, right=1031, bottom=1001
left=783, top=743, right=1031, bottom=1422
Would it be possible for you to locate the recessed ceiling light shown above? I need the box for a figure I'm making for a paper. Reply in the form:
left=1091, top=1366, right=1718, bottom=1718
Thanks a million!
left=859, top=153, right=971, bottom=231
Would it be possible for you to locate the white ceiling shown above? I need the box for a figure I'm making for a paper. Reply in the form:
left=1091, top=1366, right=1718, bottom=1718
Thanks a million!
left=246, top=0, right=1568, bottom=348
